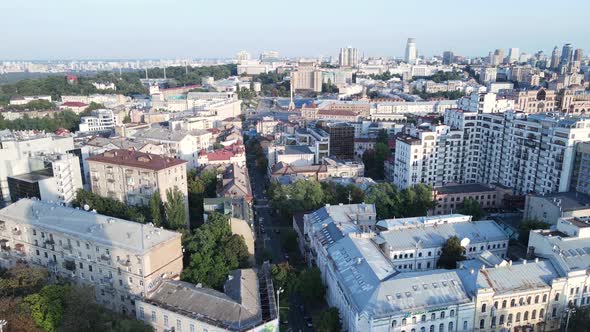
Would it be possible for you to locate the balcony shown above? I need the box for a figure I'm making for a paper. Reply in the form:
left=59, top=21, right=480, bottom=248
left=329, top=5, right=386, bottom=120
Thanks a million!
left=63, top=260, right=76, bottom=271
left=100, top=254, right=111, bottom=261
left=45, top=239, right=55, bottom=246
left=117, top=258, right=131, bottom=267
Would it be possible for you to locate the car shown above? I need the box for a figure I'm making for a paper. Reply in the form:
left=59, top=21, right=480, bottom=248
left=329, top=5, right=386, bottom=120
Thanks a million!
left=274, top=229, right=280, bottom=234
left=306, top=321, right=313, bottom=328
left=284, top=254, right=289, bottom=260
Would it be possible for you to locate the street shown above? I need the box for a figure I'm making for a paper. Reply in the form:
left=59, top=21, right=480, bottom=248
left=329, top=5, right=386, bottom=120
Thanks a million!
left=246, top=141, right=315, bottom=332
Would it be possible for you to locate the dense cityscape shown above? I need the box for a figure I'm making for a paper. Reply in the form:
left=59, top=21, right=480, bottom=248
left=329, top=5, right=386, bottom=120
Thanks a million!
left=1, top=3, right=590, bottom=332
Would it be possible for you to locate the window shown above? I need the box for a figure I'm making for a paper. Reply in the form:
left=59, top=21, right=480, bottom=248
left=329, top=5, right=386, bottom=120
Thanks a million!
left=535, top=295, right=540, bottom=304
left=494, top=301, right=498, bottom=309
left=430, top=325, right=434, bottom=332
left=464, top=321, right=468, bottom=330
left=524, top=311, right=529, bottom=321
left=431, top=313, right=435, bottom=321
left=420, top=328, right=425, bottom=332
left=421, top=315, right=426, bottom=322
left=511, top=299, right=516, bottom=307
left=139, top=307, right=144, bottom=319
left=502, top=300, right=507, bottom=308
left=481, top=303, right=487, bottom=313
left=176, top=319, right=181, bottom=331
left=448, top=322, right=453, bottom=332
left=412, top=316, right=417, bottom=324
left=439, top=323, right=444, bottom=332
left=552, top=307, right=557, bottom=318
left=450, top=310, right=455, bottom=317
left=532, top=310, right=537, bottom=319
left=540, top=308, right=545, bottom=319
left=151, top=311, right=156, bottom=322
left=527, top=296, right=532, bottom=304
left=516, top=312, right=521, bottom=322
left=392, top=320, right=397, bottom=327
left=499, top=315, right=505, bottom=325
left=402, top=318, right=407, bottom=326
left=555, top=293, right=560, bottom=301
left=164, top=315, right=169, bottom=327
left=479, top=319, right=485, bottom=329
left=570, top=288, right=574, bottom=295
left=507, top=314, right=513, bottom=324
left=440, top=311, right=445, bottom=319
left=190, top=324, right=195, bottom=332
left=543, top=294, right=548, bottom=303
left=491, top=316, right=496, bottom=327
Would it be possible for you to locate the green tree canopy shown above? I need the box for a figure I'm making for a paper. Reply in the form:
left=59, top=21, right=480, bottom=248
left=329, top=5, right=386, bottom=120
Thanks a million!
left=181, top=212, right=250, bottom=289
left=437, top=236, right=466, bottom=269
left=149, top=190, right=164, bottom=228
left=295, top=268, right=325, bottom=305
left=315, top=307, right=342, bottom=332
left=164, top=187, right=187, bottom=231
left=72, top=189, right=149, bottom=224
left=518, top=219, right=550, bottom=245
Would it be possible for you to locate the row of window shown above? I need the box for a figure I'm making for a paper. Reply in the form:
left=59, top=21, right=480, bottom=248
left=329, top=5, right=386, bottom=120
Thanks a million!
left=140, top=307, right=208, bottom=332
left=393, top=309, right=455, bottom=327
left=397, top=321, right=460, bottom=332
left=485, top=293, right=552, bottom=312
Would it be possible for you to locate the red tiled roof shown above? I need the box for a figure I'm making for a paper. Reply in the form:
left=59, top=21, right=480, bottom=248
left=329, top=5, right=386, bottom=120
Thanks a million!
left=61, top=101, right=88, bottom=107
left=87, top=149, right=186, bottom=171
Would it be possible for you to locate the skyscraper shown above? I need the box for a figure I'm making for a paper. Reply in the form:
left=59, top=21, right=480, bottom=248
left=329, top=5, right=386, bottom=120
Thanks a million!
left=442, top=51, right=454, bottom=65
left=405, top=38, right=417, bottom=64
left=550, top=46, right=560, bottom=69
left=491, top=49, right=504, bottom=66
left=574, top=48, right=584, bottom=62
left=338, top=47, right=359, bottom=67
left=560, top=43, right=574, bottom=70
left=508, top=48, right=520, bottom=63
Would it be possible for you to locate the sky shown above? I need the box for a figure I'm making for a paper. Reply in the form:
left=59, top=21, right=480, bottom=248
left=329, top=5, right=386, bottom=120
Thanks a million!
left=1, top=0, right=588, bottom=60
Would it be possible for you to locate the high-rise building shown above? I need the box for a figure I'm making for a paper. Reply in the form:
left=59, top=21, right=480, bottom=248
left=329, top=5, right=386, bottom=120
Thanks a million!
left=491, top=49, right=504, bottom=66
left=508, top=48, right=520, bottom=63
left=559, top=43, right=574, bottom=72
left=338, top=47, right=359, bottom=67
left=442, top=51, right=454, bottom=65
left=393, top=109, right=590, bottom=195
left=479, top=67, right=497, bottom=84
left=574, top=48, right=584, bottom=62
left=405, top=38, right=417, bottom=64
left=550, top=46, right=561, bottom=69
left=290, top=61, right=322, bottom=92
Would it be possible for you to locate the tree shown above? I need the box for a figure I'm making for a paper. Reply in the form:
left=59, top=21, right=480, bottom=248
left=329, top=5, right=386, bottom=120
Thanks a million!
left=0, top=297, right=40, bottom=332
left=457, top=197, right=485, bottom=220
left=315, top=307, right=342, bottom=332
left=0, top=264, right=48, bottom=297
left=255, top=155, right=268, bottom=171
left=23, top=285, right=67, bottom=332
left=437, top=236, right=466, bottom=269
left=518, top=219, right=550, bottom=245
left=72, top=189, right=149, bottom=224
left=149, top=190, right=164, bottom=227
left=569, top=306, right=590, bottom=331
left=281, top=229, right=299, bottom=254
left=295, top=268, right=325, bottom=304
left=182, top=213, right=250, bottom=289
left=164, top=187, right=187, bottom=230
left=271, top=263, right=296, bottom=293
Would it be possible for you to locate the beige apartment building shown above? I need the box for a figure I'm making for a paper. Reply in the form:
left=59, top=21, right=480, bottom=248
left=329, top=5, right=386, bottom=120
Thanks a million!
left=0, top=198, right=184, bottom=316
left=87, top=149, right=188, bottom=224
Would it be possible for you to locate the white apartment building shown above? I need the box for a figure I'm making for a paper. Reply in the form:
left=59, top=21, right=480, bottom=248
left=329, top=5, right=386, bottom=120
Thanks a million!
left=457, top=92, right=514, bottom=114
left=0, top=199, right=184, bottom=316
left=295, top=127, right=330, bottom=163
left=0, top=130, right=76, bottom=206
left=396, top=110, right=590, bottom=194
left=479, top=67, right=497, bottom=84
left=392, top=124, right=465, bottom=189
left=372, top=100, right=457, bottom=118
left=79, top=109, right=118, bottom=133
left=132, top=127, right=213, bottom=169
left=256, top=116, right=279, bottom=135
left=9, top=95, right=52, bottom=105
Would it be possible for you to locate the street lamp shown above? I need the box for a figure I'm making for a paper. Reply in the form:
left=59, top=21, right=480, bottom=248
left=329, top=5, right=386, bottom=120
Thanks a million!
left=277, top=287, right=284, bottom=323
left=0, top=319, right=7, bottom=332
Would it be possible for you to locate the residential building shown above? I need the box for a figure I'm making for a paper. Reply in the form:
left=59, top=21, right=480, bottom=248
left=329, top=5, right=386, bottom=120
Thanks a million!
left=295, top=127, right=330, bottom=163
left=9, top=95, right=52, bottom=106
left=431, top=184, right=505, bottom=215
left=339, top=47, right=359, bottom=67
left=0, top=130, right=75, bottom=206
left=197, top=143, right=246, bottom=168
left=7, top=153, right=82, bottom=205
left=87, top=150, right=188, bottom=224
left=443, top=51, right=454, bottom=65
left=0, top=198, right=184, bottom=315
left=291, top=61, right=322, bottom=92
left=136, top=263, right=278, bottom=332
left=132, top=127, right=212, bottom=169
left=479, top=67, right=497, bottom=85
left=79, top=109, right=118, bottom=133
left=457, top=92, right=513, bottom=114
left=256, top=116, right=279, bottom=135
left=502, top=88, right=558, bottom=113
left=572, top=142, right=590, bottom=195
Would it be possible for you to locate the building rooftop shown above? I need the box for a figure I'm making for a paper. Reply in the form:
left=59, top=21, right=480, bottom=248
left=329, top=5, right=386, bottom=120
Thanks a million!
left=282, top=145, right=314, bottom=155
left=377, top=214, right=472, bottom=231
left=530, top=191, right=590, bottom=212
left=145, top=269, right=261, bottom=330
left=0, top=199, right=180, bottom=254
left=8, top=169, right=53, bottom=183
left=87, top=149, right=186, bottom=171
left=375, top=220, right=508, bottom=251
left=435, top=184, right=497, bottom=195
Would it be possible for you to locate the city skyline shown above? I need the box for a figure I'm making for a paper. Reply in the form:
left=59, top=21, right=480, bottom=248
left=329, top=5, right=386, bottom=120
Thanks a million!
left=1, top=0, right=588, bottom=60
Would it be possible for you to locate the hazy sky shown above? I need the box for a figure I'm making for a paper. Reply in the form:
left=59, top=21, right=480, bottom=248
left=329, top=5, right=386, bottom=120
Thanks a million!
left=1, top=0, right=588, bottom=60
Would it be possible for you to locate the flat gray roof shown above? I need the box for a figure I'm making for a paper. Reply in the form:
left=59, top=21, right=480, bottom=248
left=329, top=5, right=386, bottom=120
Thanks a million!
left=435, top=184, right=496, bottom=195
left=0, top=199, right=180, bottom=254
